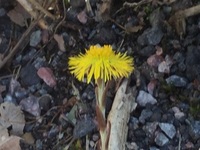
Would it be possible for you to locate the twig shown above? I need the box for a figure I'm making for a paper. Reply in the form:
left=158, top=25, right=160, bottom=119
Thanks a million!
left=28, top=0, right=56, bottom=20
left=0, top=18, right=40, bottom=69
left=107, top=79, right=137, bottom=150
left=123, top=0, right=153, bottom=7
left=169, top=4, right=200, bottom=36
left=54, top=0, right=66, bottom=34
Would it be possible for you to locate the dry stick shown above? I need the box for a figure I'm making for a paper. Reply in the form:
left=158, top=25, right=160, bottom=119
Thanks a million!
left=0, top=19, right=39, bottom=69
left=123, top=0, right=153, bottom=7
left=107, top=79, right=137, bottom=150
left=169, top=4, right=200, bottom=35
left=28, top=0, right=56, bottom=20
left=16, top=0, right=37, bottom=18
left=182, top=4, right=200, bottom=18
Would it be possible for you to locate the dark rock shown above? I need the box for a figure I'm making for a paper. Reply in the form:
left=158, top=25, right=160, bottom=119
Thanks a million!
left=137, top=27, right=164, bottom=46
left=186, top=46, right=200, bottom=81
left=73, top=116, right=96, bottom=139
left=0, top=16, right=12, bottom=53
left=173, top=52, right=185, bottom=63
left=81, top=85, right=95, bottom=101
left=166, top=75, right=188, bottom=87
left=129, top=117, right=139, bottom=130
left=20, top=64, right=41, bottom=86
left=69, top=0, right=85, bottom=8
left=38, top=94, right=52, bottom=112
left=134, top=128, right=146, bottom=139
left=138, top=45, right=155, bottom=57
left=189, top=121, right=200, bottom=140
left=14, top=88, right=28, bottom=101
left=150, top=108, right=162, bottom=122
left=0, top=8, right=6, bottom=16
left=91, top=27, right=116, bottom=45
left=149, top=8, right=165, bottom=27
left=139, top=109, right=153, bottom=124
left=149, top=147, right=160, bottom=150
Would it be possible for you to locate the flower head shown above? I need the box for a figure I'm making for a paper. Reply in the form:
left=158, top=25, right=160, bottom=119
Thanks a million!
left=68, top=45, right=134, bottom=83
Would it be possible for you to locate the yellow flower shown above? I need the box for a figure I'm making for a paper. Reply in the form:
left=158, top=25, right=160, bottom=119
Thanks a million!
left=68, top=45, right=134, bottom=83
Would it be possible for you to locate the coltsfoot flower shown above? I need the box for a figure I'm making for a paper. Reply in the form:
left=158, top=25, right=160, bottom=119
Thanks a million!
left=68, top=45, right=134, bottom=83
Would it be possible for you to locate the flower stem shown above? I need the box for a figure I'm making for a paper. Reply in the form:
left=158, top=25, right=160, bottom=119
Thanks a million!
left=97, top=79, right=106, bottom=119
left=96, top=79, right=108, bottom=150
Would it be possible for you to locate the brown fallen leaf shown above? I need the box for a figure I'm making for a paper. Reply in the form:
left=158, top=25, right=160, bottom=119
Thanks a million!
left=0, top=136, right=21, bottom=150
left=95, top=0, right=112, bottom=21
left=0, top=102, right=25, bottom=136
left=0, top=125, right=9, bottom=142
left=22, top=132, right=35, bottom=145
left=37, top=67, right=57, bottom=88
left=7, top=3, right=30, bottom=26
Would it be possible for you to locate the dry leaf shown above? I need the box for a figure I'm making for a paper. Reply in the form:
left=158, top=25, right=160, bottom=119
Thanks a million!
left=54, top=34, right=66, bottom=52
left=22, top=132, right=35, bottom=144
left=169, top=4, right=200, bottom=36
left=7, top=3, right=30, bottom=26
left=0, top=102, right=25, bottom=136
left=0, top=136, right=21, bottom=150
left=95, top=0, right=112, bottom=21
left=0, top=125, right=9, bottom=142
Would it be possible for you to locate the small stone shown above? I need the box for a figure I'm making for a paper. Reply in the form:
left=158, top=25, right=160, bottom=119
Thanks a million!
left=136, top=90, right=157, bottom=107
left=30, top=30, right=41, bottom=47
left=155, top=132, right=169, bottom=146
left=159, top=123, right=176, bottom=139
left=92, top=134, right=99, bottom=141
left=126, top=142, right=138, bottom=150
left=138, top=45, right=155, bottom=57
left=137, top=27, right=163, bottom=46
left=149, top=146, right=160, bottom=150
left=20, top=64, right=41, bottom=86
left=158, top=55, right=173, bottom=73
left=89, top=141, right=95, bottom=147
left=70, top=0, right=85, bottom=8
left=129, top=117, right=139, bottom=129
left=143, top=122, right=158, bottom=137
left=184, top=141, right=194, bottom=149
left=139, top=109, right=153, bottom=124
left=149, top=9, right=164, bottom=27
left=73, top=116, right=96, bottom=139
left=172, top=107, right=185, bottom=119
left=0, top=8, right=6, bottom=16
left=191, top=121, right=200, bottom=139
left=166, top=75, right=188, bottom=87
